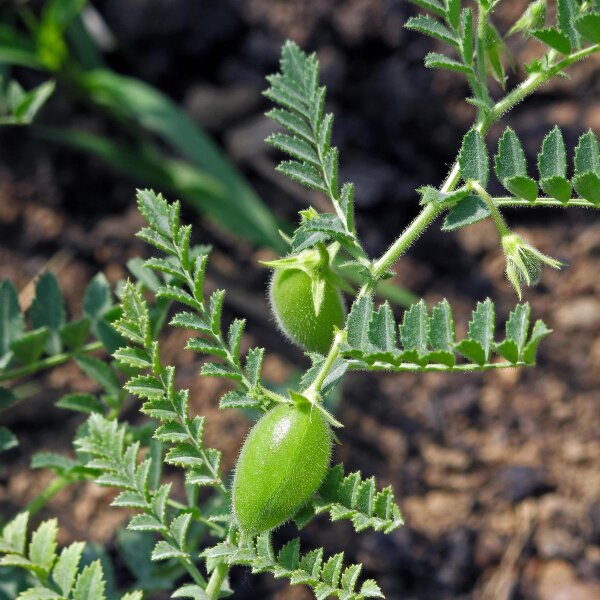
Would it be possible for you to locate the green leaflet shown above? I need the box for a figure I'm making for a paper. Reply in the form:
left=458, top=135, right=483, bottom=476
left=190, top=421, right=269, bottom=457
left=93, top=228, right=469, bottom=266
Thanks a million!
left=538, top=126, right=568, bottom=180
left=0, top=280, right=24, bottom=358
left=405, top=15, right=460, bottom=48
left=202, top=534, right=384, bottom=600
left=0, top=512, right=140, bottom=600
left=532, top=28, right=572, bottom=55
left=574, top=130, right=600, bottom=176
left=495, top=128, right=538, bottom=201
left=576, top=14, right=600, bottom=44
left=557, top=0, right=581, bottom=49
left=459, top=129, right=489, bottom=186
left=341, top=297, right=549, bottom=371
left=442, top=195, right=490, bottom=231
left=424, top=52, right=471, bottom=74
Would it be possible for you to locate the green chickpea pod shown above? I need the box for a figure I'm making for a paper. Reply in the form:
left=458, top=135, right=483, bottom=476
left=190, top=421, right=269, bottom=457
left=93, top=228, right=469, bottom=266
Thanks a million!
left=232, top=401, right=332, bottom=535
left=265, top=245, right=346, bottom=355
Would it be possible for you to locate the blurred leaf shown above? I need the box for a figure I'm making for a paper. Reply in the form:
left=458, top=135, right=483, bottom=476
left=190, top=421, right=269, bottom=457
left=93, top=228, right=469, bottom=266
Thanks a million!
left=0, top=80, right=55, bottom=125
left=0, top=388, right=17, bottom=411
left=29, top=272, right=66, bottom=355
left=0, top=280, right=23, bottom=357
left=56, top=393, right=104, bottom=414
left=576, top=14, right=600, bottom=44
left=78, top=70, right=285, bottom=250
left=508, top=0, right=546, bottom=36
left=0, top=25, right=43, bottom=68
left=0, top=427, right=17, bottom=453
left=10, top=328, right=49, bottom=364
left=75, top=355, right=120, bottom=398
left=60, top=317, right=91, bottom=350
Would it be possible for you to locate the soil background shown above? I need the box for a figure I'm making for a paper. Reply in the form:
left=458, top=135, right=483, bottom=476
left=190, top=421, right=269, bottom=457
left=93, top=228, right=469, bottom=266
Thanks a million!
left=1, top=1, right=600, bottom=599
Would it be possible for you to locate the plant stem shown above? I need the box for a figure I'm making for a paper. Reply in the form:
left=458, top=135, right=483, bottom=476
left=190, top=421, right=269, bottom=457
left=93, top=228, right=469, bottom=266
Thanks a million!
left=205, top=562, right=229, bottom=600
left=346, top=359, right=532, bottom=373
left=493, top=197, right=600, bottom=209
left=489, top=45, right=600, bottom=123
left=0, top=341, right=104, bottom=383
left=26, top=475, right=72, bottom=517
left=369, top=43, right=600, bottom=285
left=306, top=329, right=346, bottom=396
left=470, top=181, right=510, bottom=236
left=475, top=4, right=492, bottom=110
left=370, top=202, right=442, bottom=282
left=179, top=559, right=207, bottom=588
left=314, top=43, right=600, bottom=389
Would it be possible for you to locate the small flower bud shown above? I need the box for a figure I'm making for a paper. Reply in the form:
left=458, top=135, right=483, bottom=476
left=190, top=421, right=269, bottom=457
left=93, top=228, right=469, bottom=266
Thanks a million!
left=501, top=233, right=563, bottom=299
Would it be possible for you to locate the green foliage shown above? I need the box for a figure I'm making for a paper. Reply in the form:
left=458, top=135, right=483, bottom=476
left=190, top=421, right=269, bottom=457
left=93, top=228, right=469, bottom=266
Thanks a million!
left=448, top=126, right=600, bottom=232
left=558, top=0, right=581, bottom=49
left=114, top=283, right=224, bottom=489
left=265, top=41, right=367, bottom=264
left=3, top=4, right=600, bottom=597
left=0, top=3, right=285, bottom=251
left=0, top=79, right=55, bottom=125
left=0, top=512, right=141, bottom=600
left=494, top=128, right=538, bottom=202
left=532, top=28, right=572, bottom=55
left=0, top=272, right=119, bottom=374
left=132, top=189, right=272, bottom=413
left=203, top=534, right=383, bottom=600
left=75, top=414, right=208, bottom=570
left=576, top=14, right=600, bottom=44
left=299, top=464, right=404, bottom=535
left=342, top=297, right=549, bottom=370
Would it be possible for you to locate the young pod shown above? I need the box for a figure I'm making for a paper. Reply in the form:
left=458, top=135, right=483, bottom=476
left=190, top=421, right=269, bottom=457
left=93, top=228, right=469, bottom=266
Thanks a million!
left=232, top=401, right=332, bottom=536
left=269, top=268, right=345, bottom=354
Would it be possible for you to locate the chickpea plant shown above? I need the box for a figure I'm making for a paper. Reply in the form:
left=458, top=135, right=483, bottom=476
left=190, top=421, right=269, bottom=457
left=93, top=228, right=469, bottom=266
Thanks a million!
left=2, top=0, right=600, bottom=598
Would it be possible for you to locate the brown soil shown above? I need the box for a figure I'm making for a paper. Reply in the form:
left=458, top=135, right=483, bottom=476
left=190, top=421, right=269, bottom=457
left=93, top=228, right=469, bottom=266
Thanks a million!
left=1, top=1, right=600, bottom=599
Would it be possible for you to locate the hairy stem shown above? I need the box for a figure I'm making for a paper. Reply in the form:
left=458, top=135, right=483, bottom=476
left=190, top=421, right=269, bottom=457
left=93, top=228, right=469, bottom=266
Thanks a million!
left=493, top=197, right=600, bottom=209
left=475, top=3, right=492, bottom=110
left=205, top=562, right=229, bottom=600
left=470, top=181, right=510, bottom=236
left=370, top=42, right=600, bottom=285
left=370, top=202, right=442, bottom=282
left=489, top=45, right=600, bottom=123
left=346, top=360, right=533, bottom=373
left=0, top=341, right=104, bottom=383
left=316, top=43, right=600, bottom=387
left=306, top=329, right=346, bottom=396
